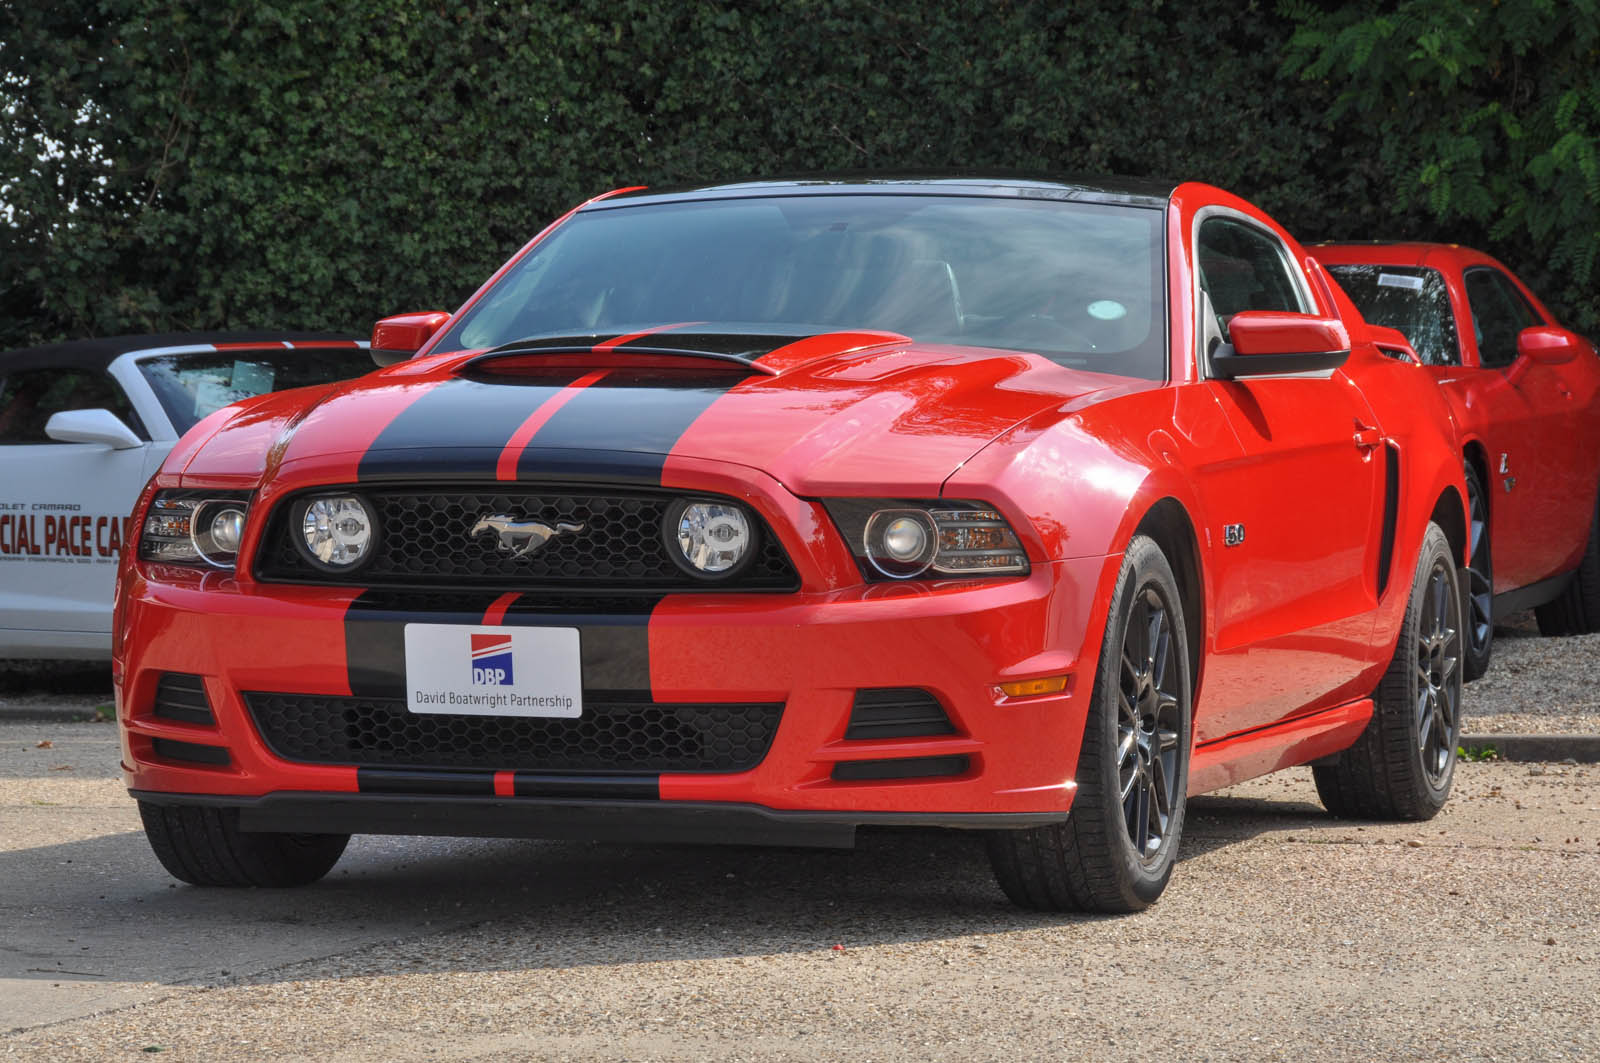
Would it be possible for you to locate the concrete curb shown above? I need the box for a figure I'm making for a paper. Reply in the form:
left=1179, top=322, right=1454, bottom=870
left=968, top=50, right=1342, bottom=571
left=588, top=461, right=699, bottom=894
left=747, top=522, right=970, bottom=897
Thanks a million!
left=1457, top=733, right=1600, bottom=764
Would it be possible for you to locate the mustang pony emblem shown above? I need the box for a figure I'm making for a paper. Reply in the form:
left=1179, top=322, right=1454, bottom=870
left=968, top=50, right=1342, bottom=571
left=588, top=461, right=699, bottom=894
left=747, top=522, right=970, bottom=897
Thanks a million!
left=470, top=514, right=584, bottom=559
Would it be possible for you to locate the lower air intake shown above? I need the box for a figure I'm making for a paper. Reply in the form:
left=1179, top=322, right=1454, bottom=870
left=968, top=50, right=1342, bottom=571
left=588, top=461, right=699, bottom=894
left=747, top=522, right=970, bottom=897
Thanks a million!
left=152, top=673, right=215, bottom=725
left=244, top=692, right=782, bottom=774
left=844, top=688, right=955, bottom=740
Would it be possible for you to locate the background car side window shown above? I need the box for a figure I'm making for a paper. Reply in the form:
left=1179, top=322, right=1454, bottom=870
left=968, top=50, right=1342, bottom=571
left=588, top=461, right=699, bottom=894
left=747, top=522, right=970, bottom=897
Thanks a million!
left=1197, top=217, right=1307, bottom=328
left=1324, top=264, right=1460, bottom=367
left=0, top=368, right=145, bottom=444
left=1464, top=267, right=1541, bottom=369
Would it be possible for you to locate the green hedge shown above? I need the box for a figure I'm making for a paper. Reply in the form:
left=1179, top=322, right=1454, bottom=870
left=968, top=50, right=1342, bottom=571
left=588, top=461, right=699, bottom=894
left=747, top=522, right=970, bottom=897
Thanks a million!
left=2, top=0, right=1595, bottom=349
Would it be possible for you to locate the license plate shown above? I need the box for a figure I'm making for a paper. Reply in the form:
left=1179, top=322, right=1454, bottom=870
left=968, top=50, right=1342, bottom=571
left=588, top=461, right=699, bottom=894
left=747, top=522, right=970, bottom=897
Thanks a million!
left=403, top=624, right=582, bottom=718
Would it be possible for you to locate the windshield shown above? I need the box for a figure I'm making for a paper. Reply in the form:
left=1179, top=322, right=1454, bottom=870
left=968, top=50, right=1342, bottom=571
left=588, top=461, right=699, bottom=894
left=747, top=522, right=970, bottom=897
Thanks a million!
left=1325, top=264, right=1460, bottom=367
left=137, top=348, right=373, bottom=432
left=437, top=194, right=1167, bottom=379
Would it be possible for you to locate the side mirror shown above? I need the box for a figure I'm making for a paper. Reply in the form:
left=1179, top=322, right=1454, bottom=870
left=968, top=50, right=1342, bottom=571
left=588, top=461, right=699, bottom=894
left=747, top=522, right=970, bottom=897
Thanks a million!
left=371, top=311, right=451, bottom=367
left=1517, top=325, right=1579, bottom=366
left=44, top=409, right=144, bottom=449
left=1211, top=311, right=1351, bottom=380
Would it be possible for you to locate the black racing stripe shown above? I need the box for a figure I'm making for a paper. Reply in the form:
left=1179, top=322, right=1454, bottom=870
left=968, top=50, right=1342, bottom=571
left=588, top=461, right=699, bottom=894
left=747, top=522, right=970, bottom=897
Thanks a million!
left=512, top=774, right=659, bottom=800
left=357, top=370, right=589, bottom=482
left=516, top=371, right=747, bottom=483
left=357, top=768, right=495, bottom=795
left=614, top=330, right=814, bottom=358
left=343, top=590, right=661, bottom=699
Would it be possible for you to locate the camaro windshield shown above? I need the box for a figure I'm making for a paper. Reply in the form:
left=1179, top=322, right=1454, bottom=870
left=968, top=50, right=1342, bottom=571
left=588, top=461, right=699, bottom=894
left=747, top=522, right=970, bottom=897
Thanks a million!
left=439, top=194, right=1167, bottom=379
left=137, top=348, right=374, bottom=432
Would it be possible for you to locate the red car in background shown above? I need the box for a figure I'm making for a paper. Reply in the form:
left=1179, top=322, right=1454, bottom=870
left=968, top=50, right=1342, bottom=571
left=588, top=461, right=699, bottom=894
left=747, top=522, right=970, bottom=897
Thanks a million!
left=116, top=178, right=1472, bottom=912
left=1313, top=244, right=1600, bottom=679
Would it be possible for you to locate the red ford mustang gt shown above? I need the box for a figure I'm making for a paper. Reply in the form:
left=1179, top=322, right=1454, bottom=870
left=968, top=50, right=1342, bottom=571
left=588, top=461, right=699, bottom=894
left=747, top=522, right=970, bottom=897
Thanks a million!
left=1313, top=243, right=1600, bottom=678
left=115, top=177, right=1470, bottom=912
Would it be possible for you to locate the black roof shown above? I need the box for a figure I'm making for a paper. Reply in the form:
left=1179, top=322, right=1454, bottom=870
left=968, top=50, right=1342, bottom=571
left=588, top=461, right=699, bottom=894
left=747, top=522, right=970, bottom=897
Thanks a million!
left=0, top=331, right=364, bottom=372
left=586, top=172, right=1179, bottom=211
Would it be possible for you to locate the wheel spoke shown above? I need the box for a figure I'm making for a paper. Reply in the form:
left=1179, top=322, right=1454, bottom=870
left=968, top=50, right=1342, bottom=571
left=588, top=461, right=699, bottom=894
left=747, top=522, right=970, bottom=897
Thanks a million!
left=1418, top=701, right=1435, bottom=754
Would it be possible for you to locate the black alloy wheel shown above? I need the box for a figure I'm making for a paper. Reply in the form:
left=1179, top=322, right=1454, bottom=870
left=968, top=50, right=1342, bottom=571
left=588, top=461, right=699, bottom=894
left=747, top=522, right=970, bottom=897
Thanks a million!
left=1462, top=463, right=1493, bottom=681
left=1117, top=584, right=1184, bottom=865
left=987, top=535, right=1192, bottom=912
left=1416, top=555, right=1463, bottom=787
left=1314, top=522, right=1462, bottom=821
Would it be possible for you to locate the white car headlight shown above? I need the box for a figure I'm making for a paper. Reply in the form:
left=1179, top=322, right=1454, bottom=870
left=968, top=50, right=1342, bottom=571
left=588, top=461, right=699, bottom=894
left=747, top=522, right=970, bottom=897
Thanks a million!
left=138, top=492, right=252, bottom=569
left=826, top=499, right=1030, bottom=581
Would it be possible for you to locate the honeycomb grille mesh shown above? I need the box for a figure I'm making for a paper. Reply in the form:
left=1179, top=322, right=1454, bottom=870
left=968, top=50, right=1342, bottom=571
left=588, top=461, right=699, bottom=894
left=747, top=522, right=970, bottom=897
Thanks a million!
left=244, top=692, right=783, bottom=773
left=254, top=487, right=797, bottom=590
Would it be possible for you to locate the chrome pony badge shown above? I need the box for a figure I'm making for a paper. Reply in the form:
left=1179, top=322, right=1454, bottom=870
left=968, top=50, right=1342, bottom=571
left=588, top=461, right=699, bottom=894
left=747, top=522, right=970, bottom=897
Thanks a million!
left=470, top=514, right=584, bottom=559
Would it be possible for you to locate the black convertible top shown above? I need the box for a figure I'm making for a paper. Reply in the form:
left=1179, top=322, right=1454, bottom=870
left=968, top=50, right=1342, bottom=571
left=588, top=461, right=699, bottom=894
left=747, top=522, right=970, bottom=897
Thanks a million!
left=0, top=331, right=363, bottom=373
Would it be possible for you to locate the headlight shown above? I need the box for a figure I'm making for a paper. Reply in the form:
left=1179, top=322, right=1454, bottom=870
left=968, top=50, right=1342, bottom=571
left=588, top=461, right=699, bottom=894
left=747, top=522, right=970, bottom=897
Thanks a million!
left=665, top=499, right=757, bottom=579
left=138, top=491, right=252, bottom=568
left=826, top=499, right=1030, bottom=581
left=295, top=495, right=378, bottom=571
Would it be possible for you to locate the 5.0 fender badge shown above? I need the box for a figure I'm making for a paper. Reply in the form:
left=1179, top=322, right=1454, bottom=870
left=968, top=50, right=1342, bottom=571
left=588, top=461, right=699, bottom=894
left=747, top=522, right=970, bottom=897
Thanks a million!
left=1223, top=523, right=1246, bottom=547
left=471, top=514, right=584, bottom=559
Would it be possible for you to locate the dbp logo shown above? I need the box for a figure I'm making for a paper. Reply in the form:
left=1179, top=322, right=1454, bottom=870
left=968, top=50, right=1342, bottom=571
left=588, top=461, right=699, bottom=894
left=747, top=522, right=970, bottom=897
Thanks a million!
left=470, top=633, right=514, bottom=685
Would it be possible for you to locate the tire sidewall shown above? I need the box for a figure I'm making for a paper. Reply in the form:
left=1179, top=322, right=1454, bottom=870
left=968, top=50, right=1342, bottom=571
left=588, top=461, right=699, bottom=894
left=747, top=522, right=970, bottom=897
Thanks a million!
left=1462, top=462, right=1493, bottom=681
left=1084, top=537, right=1192, bottom=905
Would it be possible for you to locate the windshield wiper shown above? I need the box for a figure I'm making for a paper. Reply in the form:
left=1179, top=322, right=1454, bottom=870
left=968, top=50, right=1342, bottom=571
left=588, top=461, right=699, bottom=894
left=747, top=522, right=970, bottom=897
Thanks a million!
left=476, top=330, right=792, bottom=375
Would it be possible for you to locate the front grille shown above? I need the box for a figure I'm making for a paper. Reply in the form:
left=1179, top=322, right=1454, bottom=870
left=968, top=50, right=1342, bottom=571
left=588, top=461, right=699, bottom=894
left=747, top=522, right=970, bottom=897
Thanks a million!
left=244, top=692, right=783, bottom=773
left=253, top=486, right=798, bottom=591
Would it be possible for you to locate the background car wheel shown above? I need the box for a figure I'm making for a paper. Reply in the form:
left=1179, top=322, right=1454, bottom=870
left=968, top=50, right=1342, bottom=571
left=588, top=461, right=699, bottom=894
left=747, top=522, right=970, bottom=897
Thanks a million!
left=138, top=801, right=349, bottom=887
left=987, top=535, right=1191, bottom=913
left=1534, top=485, right=1600, bottom=636
left=1462, top=462, right=1493, bottom=681
left=1314, top=522, right=1462, bottom=821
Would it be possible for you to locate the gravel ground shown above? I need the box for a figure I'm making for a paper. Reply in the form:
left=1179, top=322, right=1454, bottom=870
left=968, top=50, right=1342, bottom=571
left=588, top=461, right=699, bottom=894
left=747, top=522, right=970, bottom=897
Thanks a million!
left=1464, top=611, right=1600, bottom=734
left=2, top=732, right=1596, bottom=1063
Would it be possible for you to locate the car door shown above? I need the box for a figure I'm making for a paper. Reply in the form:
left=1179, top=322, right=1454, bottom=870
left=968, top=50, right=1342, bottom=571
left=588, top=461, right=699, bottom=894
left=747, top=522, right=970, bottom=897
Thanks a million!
left=1189, top=215, right=1386, bottom=743
left=0, top=364, right=163, bottom=651
left=1458, top=265, right=1589, bottom=589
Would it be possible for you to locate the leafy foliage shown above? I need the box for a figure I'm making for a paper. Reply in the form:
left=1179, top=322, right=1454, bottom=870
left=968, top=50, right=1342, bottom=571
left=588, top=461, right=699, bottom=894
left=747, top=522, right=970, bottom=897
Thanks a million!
left=1282, top=0, right=1600, bottom=331
left=1, top=0, right=1594, bottom=348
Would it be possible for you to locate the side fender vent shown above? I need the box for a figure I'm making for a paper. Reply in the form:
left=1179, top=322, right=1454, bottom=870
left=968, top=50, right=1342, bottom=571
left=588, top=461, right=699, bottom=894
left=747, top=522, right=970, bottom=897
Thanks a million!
left=1377, top=444, right=1401, bottom=598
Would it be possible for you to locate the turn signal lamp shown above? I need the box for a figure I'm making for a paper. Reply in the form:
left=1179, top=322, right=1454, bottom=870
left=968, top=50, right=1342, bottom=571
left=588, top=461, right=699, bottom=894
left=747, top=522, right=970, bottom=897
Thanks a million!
left=999, top=675, right=1070, bottom=697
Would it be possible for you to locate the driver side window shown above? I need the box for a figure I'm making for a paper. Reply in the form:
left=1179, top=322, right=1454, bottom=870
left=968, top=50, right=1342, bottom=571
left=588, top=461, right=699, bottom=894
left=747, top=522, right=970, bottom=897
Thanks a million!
left=0, top=368, right=143, bottom=444
left=1198, top=217, right=1307, bottom=329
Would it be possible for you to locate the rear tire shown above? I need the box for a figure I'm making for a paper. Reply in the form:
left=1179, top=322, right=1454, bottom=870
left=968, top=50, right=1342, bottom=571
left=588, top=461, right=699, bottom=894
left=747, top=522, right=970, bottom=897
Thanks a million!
left=1462, top=463, right=1493, bottom=682
left=987, top=535, right=1192, bottom=912
left=1535, top=485, right=1600, bottom=635
left=1314, top=522, right=1462, bottom=821
left=139, top=801, right=349, bottom=887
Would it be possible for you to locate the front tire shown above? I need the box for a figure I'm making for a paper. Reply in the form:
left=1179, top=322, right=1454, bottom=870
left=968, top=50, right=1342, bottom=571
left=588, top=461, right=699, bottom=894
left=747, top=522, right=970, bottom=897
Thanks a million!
left=1314, top=522, right=1462, bottom=820
left=987, top=535, right=1192, bottom=913
left=139, top=801, right=349, bottom=887
left=1535, top=484, right=1600, bottom=635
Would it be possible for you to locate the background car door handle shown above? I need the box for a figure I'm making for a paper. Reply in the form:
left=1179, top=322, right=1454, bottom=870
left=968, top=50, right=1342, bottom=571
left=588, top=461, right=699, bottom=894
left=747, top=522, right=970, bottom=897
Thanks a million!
left=1352, top=425, right=1383, bottom=450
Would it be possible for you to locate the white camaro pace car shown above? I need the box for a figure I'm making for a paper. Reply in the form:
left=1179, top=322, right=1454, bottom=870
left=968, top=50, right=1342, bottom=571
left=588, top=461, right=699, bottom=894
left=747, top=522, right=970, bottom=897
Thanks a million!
left=0, top=332, right=372, bottom=659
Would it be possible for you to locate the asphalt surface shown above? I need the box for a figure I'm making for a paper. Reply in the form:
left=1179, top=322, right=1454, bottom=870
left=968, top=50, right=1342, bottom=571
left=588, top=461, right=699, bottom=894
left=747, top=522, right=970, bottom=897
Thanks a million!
left=2, top=720, right=1597, bottom=1062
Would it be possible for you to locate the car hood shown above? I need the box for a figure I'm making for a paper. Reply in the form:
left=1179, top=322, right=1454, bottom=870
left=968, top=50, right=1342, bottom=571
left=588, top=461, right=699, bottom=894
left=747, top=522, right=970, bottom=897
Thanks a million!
left=172, top=331, right=1154, bottom=497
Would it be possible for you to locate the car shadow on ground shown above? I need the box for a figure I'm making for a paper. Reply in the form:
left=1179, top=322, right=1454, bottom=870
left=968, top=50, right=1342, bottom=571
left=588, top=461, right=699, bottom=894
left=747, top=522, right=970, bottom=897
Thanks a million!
left=2, top=783, right=1344, bottom=1000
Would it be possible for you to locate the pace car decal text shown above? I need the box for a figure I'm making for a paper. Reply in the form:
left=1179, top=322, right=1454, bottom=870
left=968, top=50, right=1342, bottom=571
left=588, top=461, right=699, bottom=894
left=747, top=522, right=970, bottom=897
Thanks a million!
left=0, top=503, right=135, bottom=562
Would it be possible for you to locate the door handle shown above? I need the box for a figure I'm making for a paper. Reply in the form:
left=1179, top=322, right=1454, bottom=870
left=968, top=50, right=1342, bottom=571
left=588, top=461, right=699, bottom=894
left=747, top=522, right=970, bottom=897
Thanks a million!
left=1352, top=425, right=1383, bottom=451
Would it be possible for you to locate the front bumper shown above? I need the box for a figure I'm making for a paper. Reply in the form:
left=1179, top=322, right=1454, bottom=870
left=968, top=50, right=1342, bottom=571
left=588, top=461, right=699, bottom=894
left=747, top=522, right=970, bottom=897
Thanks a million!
left=117, top=550, right=1116, bottom=832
